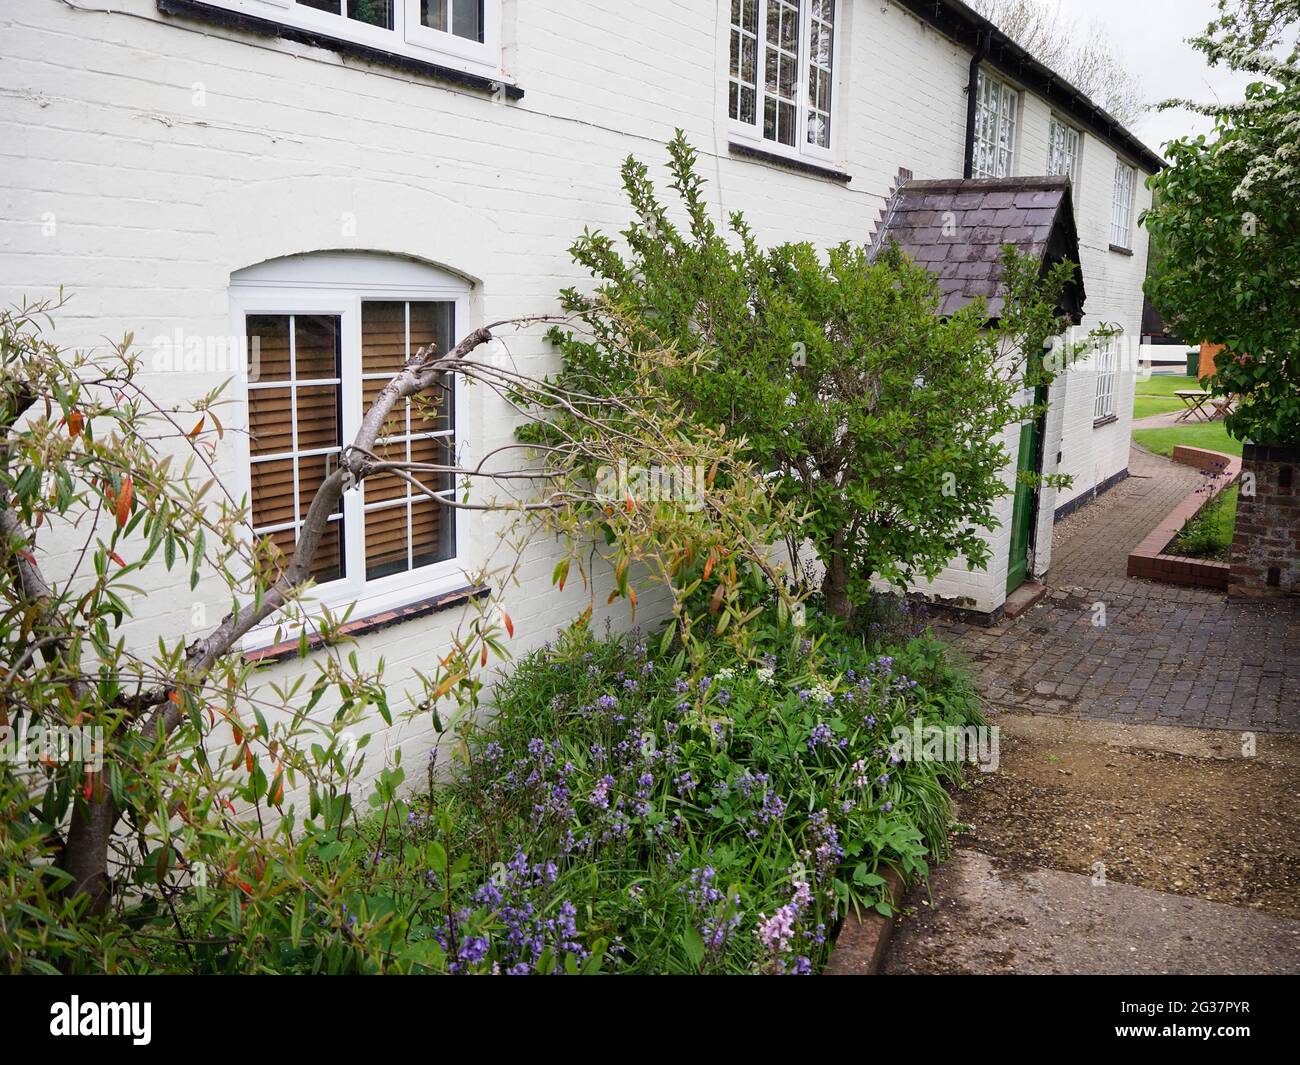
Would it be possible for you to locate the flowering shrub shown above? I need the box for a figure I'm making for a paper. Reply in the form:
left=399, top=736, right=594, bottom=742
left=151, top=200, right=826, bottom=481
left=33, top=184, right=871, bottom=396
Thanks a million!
left=416, top=602, right=982, bottom=974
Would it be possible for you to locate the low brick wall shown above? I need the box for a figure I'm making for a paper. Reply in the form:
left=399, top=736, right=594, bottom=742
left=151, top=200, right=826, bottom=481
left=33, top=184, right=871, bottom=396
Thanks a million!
left=1230, top=443, right=1300, bottom=598
left=1127, top=447, right=1241, bottom=590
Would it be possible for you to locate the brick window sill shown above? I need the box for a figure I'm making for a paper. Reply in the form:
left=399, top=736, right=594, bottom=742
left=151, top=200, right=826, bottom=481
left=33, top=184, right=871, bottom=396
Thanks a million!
left=244, top=584, right=489, bottom=666
left=1093, top=414, right=1119, bottom=428
left=1108, top=243, right=1134, bottom=256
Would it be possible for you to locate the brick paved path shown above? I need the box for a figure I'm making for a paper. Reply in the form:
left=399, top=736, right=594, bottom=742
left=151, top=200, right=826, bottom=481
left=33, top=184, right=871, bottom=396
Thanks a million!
left=938, top=447, right=1300, bottom=732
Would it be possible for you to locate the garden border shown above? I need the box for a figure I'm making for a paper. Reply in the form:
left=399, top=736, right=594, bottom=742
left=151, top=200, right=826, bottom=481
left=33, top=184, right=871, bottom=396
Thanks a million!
left=1127, top=446, right=1240, bottom=590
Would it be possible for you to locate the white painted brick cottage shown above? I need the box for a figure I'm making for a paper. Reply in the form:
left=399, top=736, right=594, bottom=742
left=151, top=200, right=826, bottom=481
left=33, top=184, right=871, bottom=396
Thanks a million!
left=0, top=0, right=1160, bottom=789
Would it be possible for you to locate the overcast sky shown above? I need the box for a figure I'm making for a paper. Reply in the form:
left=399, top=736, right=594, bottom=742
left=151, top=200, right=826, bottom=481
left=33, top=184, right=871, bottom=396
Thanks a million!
left=1054, top=0, right=1254, bottom=157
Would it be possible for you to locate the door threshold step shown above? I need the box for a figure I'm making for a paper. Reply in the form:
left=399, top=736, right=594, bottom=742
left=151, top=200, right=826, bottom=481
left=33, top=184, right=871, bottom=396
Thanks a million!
left=1003, top=580, right=1046, bottom=619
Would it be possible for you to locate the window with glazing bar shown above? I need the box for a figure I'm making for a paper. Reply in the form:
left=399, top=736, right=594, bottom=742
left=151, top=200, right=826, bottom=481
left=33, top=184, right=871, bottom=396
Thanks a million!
left=972, top=70, right=1018, bottom=179
left=729, top=0, right=838, bottom=156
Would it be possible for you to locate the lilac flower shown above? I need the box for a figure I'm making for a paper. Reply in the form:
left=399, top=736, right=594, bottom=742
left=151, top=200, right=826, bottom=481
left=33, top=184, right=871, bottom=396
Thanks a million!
left=758, top=790, right=787, bottom=825
left=755, top=877, right=815, bottom=975
left=589, top=774, right=616, bottom=810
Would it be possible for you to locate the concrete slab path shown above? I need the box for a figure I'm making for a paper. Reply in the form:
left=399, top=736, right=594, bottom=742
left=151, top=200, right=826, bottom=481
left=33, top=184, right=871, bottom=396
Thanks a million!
left=884, top=850, right=1300, bottom=975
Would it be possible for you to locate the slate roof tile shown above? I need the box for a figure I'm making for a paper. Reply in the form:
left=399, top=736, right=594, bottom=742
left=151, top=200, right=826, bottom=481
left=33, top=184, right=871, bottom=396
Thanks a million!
left=869, top=175, right=1086, bottom=321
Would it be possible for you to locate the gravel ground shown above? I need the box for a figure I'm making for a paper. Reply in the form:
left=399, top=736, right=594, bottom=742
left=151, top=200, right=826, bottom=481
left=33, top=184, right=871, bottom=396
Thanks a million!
left=954, top=712, right=1300, bottom=918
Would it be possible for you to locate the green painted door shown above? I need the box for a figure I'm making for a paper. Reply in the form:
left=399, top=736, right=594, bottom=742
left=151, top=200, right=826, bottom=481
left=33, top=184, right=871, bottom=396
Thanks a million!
left=1006, top=414, right=1041, bottom=595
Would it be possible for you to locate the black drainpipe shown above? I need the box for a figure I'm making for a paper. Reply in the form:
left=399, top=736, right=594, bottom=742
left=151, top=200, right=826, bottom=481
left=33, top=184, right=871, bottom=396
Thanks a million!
left=963, top=29, right=991, bottom=179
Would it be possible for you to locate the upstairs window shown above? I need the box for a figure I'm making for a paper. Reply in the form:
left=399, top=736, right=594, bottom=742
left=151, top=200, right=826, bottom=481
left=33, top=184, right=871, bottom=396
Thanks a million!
left=1110, top=159, right=1136, bottom=248
left=197, top=1, right=499, bottom=74
left=296, top=0, right=483, bottom=41
left=1047, top=116, right=1080, bottom=187
left=972, top=70, right=1018, bottom=179
left=728, top=0, right=839, bottom=158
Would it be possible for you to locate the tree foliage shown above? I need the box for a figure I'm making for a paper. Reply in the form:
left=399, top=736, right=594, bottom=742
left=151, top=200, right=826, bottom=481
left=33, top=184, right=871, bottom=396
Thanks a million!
left=1144, top=0, right=1300, bottom=446
left=0, top=293, right=789, bottom=969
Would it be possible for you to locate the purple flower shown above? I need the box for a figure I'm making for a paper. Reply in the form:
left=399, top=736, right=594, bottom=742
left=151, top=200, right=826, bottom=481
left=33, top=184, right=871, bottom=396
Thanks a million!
left=807, top=723, right=834, bottom=751
left=589, top=774, right=616, bottom=810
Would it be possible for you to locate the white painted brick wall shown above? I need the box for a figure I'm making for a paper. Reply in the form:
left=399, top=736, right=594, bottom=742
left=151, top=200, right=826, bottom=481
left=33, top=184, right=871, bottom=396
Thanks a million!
left=0, top=0, right=1156, bottom=796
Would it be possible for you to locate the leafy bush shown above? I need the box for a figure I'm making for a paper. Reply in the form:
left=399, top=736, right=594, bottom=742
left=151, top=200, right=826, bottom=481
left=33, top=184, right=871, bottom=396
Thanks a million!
left=542, top=132, right=1080, bottom=620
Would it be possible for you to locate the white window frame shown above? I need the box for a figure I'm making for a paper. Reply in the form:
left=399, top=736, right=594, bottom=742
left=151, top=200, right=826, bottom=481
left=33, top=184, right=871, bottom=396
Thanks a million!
left=1093, top=337, right=1118, bottom=422
left=972, top=69, right=1019, bottom=179
left=1110, top=158, right=1136, bottom=249
left=204, top=0, right=501, bottom=78
left=727, top=0, right=842, bottom=165
left=1047, top=115, right=1081, bottom=188
left=230, top=254, right=469, bottom=650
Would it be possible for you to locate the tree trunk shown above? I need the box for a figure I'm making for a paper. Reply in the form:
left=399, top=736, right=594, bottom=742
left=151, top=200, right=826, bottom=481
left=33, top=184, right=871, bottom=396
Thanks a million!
left=62, top=799, right=115, bottom=916
left=822, top=544, right=854, bottom=622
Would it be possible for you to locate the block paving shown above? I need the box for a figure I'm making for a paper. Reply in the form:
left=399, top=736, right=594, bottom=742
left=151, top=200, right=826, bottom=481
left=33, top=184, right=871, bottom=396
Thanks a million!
left=937, top=447, right=1300, bottom=732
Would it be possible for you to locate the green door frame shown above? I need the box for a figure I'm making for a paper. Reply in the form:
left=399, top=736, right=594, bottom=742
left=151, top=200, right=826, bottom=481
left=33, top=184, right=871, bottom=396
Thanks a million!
left=1006, top=384, right=1048, bottom=595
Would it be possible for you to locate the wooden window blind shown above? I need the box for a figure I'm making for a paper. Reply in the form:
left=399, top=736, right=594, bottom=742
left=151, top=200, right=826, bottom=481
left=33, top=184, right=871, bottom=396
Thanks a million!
left=360, top=300, right=456, bottom=581
left=246, top=314, right=345, bottom=584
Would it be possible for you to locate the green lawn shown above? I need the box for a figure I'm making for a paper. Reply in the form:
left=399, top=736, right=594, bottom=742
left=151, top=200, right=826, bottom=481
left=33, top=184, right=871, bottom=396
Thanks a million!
left=1132, top=419, right=1243, bottom=459
left=1132, top=373, right=1199, bottom=420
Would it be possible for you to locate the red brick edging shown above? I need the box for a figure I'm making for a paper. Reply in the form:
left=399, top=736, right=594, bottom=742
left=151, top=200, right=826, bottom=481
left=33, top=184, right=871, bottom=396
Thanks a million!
left=1127, top=446, right=1241, bottom=590
left=824, top=867, right=906, bottom=975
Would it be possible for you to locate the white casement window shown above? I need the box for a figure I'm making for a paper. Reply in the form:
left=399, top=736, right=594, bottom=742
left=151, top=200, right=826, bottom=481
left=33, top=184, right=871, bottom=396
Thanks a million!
left=209, top=1, right=500, bottom=75
left=1047, top=116, right=1080, bottom=186
left=230, top=253, right=467, bottom=646
left=1093, top=338, right=1118, bottom=422
left=1110, top=159, right=1136, bottom=248
left=728, top=0, right=840, bottom=160
left=972, top=70, right=1019, bottom=179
